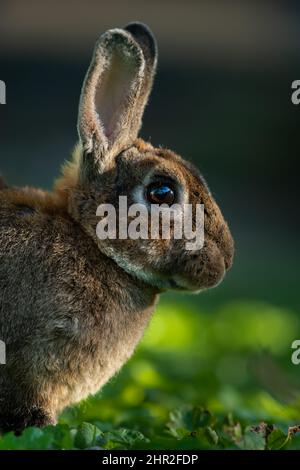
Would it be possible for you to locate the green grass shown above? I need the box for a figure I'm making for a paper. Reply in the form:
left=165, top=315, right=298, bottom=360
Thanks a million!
left=1, top=297, right=300, bottom=450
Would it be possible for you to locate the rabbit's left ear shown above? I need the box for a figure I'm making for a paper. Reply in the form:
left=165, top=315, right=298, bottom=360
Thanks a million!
left=78, top=23, right=157, bottom=179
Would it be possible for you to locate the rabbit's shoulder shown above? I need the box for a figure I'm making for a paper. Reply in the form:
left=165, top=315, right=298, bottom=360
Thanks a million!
left=0, top=185, right=156, bottom=313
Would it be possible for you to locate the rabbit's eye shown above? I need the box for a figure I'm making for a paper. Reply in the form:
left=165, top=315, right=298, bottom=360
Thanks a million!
left=146, top=184, right=175, bottom=205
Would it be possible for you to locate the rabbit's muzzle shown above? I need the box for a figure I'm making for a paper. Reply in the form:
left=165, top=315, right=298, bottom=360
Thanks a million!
left=172, top=221, right=234, bottom=292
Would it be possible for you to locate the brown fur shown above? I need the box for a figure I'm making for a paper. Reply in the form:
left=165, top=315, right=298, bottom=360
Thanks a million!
left=0, top=23, right=234, bottom=432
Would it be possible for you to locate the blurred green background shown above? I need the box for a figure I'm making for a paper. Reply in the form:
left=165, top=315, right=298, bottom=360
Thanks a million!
left=1, top=0, right=300, bottom=449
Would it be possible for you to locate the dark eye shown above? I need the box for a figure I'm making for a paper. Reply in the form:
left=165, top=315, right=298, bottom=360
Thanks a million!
left=146, top=183, right=175, bottom=205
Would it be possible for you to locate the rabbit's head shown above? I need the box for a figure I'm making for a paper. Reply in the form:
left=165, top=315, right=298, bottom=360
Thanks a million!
left=57, top=23, right=234, bottom=292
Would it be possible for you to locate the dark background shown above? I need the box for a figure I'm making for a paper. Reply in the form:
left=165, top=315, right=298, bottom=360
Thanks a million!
left=1, top=0, right=300, bottom=440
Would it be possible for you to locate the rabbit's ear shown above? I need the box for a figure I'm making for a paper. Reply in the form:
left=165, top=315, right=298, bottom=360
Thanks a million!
left=124, top=22, right=158, bottom=123
left=78, top=28, right=146, bottom=177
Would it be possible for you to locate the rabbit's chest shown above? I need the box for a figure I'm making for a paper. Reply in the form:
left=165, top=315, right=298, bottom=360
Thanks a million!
left=54, top=300, right=156, bottom=409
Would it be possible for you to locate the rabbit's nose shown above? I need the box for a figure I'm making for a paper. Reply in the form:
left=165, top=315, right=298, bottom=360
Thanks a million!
left=224, top=248, right=234, bottom=270
left=221, top=225, right=234, bottom=271
left=209, top=221, right=234, bottom=272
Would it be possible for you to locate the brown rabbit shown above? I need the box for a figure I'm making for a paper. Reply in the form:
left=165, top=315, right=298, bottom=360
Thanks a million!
left=0, top=23, right=234, bottom=432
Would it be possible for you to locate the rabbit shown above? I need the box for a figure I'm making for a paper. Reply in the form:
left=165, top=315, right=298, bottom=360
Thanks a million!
left=0, top=22, right=234, bottom=433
